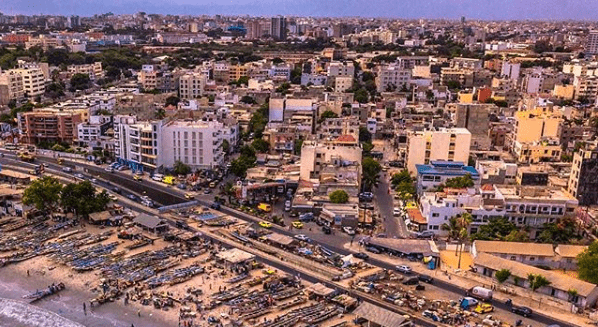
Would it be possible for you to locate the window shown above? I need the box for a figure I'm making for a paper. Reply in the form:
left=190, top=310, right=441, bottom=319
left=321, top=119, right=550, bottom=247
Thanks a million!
left=510, top=256, right=516, bottom=260
left=432, top=213, right=439, bottom=217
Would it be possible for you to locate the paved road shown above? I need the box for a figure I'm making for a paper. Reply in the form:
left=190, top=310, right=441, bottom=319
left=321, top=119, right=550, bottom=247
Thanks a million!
left=375, top=174, right=409, bottom=238
left=1, top=153, right=577, bottom=327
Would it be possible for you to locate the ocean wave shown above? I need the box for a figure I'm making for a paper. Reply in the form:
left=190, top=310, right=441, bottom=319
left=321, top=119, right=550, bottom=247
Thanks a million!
left=0, top=298, right=84, bottom=327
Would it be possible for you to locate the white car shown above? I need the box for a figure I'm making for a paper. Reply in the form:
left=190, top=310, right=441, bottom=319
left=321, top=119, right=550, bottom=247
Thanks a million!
left=393, top=208, right=402, bottom=216
left=108, top=194, right=118, bottom=201
left=396, top=265, right=412, bottom=274
left=294, top=234, right=310, bottom=242
left=284, top=200, right=291, bottom=212
left=342, top=226, right=356, bottom=236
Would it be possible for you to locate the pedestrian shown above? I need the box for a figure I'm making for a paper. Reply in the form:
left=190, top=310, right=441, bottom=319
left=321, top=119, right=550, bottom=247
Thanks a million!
left=137, top=309, right=141, bottom=317
left=83, top=302, right=87, bottom=315
left=26, top=270, right=29, bottom=277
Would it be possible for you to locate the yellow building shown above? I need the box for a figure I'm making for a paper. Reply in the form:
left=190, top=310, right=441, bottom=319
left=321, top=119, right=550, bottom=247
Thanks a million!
left=513, top=139, right=562, bottom=164
left=513, top=110, right=562, bottom=143
left=457, top=90, right=474, bottom=103
left=553, top=84, right=575, bottom=100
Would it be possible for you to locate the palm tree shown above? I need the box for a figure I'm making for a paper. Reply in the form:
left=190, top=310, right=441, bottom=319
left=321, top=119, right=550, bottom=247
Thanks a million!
left=223, top=182, right=235, bottom=204
left=441, top=217, right=462, bottom=242
left=441, top=213, right=472, bottom=269
left=155, top=108, right=166, bottom=119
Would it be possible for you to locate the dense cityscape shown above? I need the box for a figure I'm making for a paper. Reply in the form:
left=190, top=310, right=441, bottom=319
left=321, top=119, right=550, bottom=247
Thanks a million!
left=0, top=9, right=598, bottom=327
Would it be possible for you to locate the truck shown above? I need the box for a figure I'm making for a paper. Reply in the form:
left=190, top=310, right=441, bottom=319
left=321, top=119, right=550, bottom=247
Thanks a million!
left=459, top=297, right=479, bottom=310
left=466, top=286, right=493, bottom=301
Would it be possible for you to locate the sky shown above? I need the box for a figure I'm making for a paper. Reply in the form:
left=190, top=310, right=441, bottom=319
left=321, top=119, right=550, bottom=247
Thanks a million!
left=1, top=0, right=598, bottom=20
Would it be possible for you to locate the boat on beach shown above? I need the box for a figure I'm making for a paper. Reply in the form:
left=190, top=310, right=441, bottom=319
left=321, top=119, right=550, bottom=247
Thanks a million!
left=23, top=282, right=66, bottom=302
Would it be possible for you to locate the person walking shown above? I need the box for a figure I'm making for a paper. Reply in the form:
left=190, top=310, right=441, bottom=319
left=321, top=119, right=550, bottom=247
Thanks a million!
left=83, top=302, right=87, bottom=315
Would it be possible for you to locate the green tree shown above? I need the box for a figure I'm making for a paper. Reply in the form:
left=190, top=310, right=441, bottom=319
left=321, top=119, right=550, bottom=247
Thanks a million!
left=60, top=181, right=110, bottom=217
left=504, top=230, right=530, bottom=242
left=230, top=155, right=256, bottom=177
left=240, top=95, right=257, bottom=104
left=173, top=160, right=191, bottom=175
left=354, top=88, right=369, bottom=103
left=70, top=73, right=91, bottom=91
left=329, top=190, right=349, bottom=203
left=252, top=138, right=270, bottom=153
left=23, top=176, right=63, bottom=212
left=437, top=174, right=474, bottom=191
left=319, top=110, right=338, bottom=122
left=237, top=76, right=249, bottom=86
left=294, top=139, right=304, bottom=155
left=222, top=139, right=230, bottom=154
left=537, top=216, right=580, bottom=244
left=362, top=157, right=382, bottom=191
left=527, top=274, right=551, bottom=291
left=223, top=182, right=235, bottom=203
left=471, top=217, right=518, bottom=241
left=45, top=82, right=65, bottom=99
left=391, top=170, right=416, bottom=199
left=155, top=108, right=166, bottom=119
left=359, top=127, right=372, bottom=143
left=577, top=241, right=598, bottom=284
left=495, top=269, right=511, bottom=283
left=165, top=95, right=180, bottom=107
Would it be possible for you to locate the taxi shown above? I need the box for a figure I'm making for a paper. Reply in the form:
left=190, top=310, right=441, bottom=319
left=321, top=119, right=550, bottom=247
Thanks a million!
left=258, top=221, right=272, bottom=229
left=292, top=221, right=304, bottom=229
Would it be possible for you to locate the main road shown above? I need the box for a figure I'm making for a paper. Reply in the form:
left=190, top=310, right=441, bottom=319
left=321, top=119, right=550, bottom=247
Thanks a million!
left=0, top=152, right=575, bottom=327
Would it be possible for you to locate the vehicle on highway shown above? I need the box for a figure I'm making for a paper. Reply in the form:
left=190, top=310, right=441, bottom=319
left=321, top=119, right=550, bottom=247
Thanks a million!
left=177, top=183, right=186, bottom=190
left=353, top=252, right=369, bottom=260
left=467, top=286, right=493, bottom=301
left=184, top=193, right=195, bottom=199
left=395, top=265, right=412, bottom=274
left=112, top=187, right=122, bottom=194
left=284, top=200, right=291, bottom=212
left=342, top=226, right=356, bottom=235
left=133, top=175, right=142, bottom=181
left=365, top=246, right=381, bottom=254
left=402, top=276, right=419, bottom=285
left=257, top=203, right=272, bottom=212
left=117, top=165, right=127, bottom=171
left=210, top=202, right=221, bottom=210
left=258, top=221, right=272, bottom=229
left=292, top=221, right=304, bottom=229
left=74, top=173, right=85, bottom=179
left=322, top=225, right=331, bottom=234
left=90, top=178, right=98, bottom=183
left=105, top=167, right=114, bottom=173
left=152, top=173, right=164, bottom=181
left=127, top=194, right=139, bottom=202
left=294, top=234, right=310, bottom=242
left=474, top=303, right=494, bottom=314
left=108, top=194, right=118, bottom=201
left=393, top=207, right=402, bottom=216
left=62, top=167, right=73, bottom=173
left=3, top=143, right=17, bottom=150
left=57, top=158, right=64, bottom=165
left=162, top=175, right=175, bottom=185
left=511, top=305, right=533, bottom=317
left=417, top=274, right=434, bottom=283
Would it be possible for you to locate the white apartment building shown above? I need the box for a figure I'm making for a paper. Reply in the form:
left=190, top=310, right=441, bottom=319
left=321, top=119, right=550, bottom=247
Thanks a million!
left=300, top=139, right=362, bottom=181
left=376, top=64, right=411, bottom=92
left=179, top=72, right=207, bottom=100
left=406, top=128, right=472, bottom=175
left=327, top=61, right=355, bottom=77
left=76, top=115, right=112, bottom=145
left=586, top=31, right=598, bottom=55
left=68, top=62, right=104, bottom=80
left=501, top=61, right=520, bottom=81
left=0, top=70, right=24, bottom=105
left=11, top=67, right=45, bottom=97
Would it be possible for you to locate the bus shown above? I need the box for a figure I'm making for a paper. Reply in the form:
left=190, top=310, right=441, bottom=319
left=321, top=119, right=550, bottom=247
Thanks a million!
left=4, top=143, right=17, bottom=151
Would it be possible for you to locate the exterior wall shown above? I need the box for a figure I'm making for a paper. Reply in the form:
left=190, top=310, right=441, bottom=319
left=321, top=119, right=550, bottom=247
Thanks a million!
left=179, top=73, right=206, bottom=100
left=406, top=129, right=472, bottom=175
left=300, top=141, right=362, bottom=181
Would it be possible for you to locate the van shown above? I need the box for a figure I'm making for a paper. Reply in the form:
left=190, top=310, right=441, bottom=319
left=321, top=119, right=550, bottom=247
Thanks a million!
left=152, top=173, right=164, bottom=182
left=162, top=175, right=175, bottom=185
left=257, top=203, right=271, bottom=212
left=284, top=200, right=291, bottom=212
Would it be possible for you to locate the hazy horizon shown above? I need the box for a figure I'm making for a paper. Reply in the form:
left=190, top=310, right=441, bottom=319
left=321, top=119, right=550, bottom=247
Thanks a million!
left=1, top=0, right=598, bottom=21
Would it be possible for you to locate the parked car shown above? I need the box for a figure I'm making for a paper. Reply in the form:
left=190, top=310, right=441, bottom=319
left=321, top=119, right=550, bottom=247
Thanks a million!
left=395, top=265, right=412, bottom=274
left=467, top=286, right=493, bottom=301
left=294, top=234, right=310, bottom=242
left=62, top=167, right=73, bottom=173
left=177, top=183, right=187, bottom=190
left=184, top=193, right=195, bottom=199
left=133, top=175, right=142, bottom=181
left=292, top=221, right=304, bottom=229
left=322, top=225, right=331, bottom=234
left=210, top=202, right=221, bottom=210
left=299, top=212, right=314, bottom=222
left=365, top=246, right=381, bottom=254
left=104, top=167, right=114, bottom=173
left=203, top=189, right=212, bottom=194
left=112, top=187, right=122, bottom=194
left=393, top=208, right=402, bottom=216
left=414, top=230, right=436, bottom=239
left=418, top=274, right=434, bottom=283
left=402, top=276, right=419, bottom=285
left=359, top=192, right=374, bottom=202
left=127, top=194, right=139, bottom=202
left=284, top=200, right=291, bottom=212
left=353, top=252, right=369, bottom=260
left=258, top=221, right=272, bottom=229
left=474, top=303, right=494, bottom=314
left=342, top=226, right=356, bottom=236
left=511, top=305, right=532, bottom=317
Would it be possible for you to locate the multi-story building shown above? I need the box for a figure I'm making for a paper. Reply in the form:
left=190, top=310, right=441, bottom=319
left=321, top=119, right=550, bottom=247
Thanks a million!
left=451, top=103, right=498, bottom=150
left=317, top=117, right=360, bottom=141
left=513, top=138, right=562, bottom=163
left=67, top=62, right=104, bottom=80
left=11, top=67, right=45, bottom=97
left=406, top=128, right=472, bottom=174
left=333, top=76, right=353, bottom=92
left=0, top=70, right=24, bottom=105
left=76, top=115, right=112, bottom=146
left=138, top=65, right=179, bottom=93
left=574, top=75, right=598, bottom=103
left=270, top=16, right=287, bottom=40
left=512, top=109, right=562, bottom=144
left=376, top=64, right=411, bottom=92
left=18, top=109, right=86, bottom=144
left=179, top=72, right=207, bottom=100
left=585, top=31, right=598, bottom=55
left=568, top=141, right=598, bottom=205
left=415, top=161, right=480, bottom=194
left=300, top=138, right=362, bottom=181
left=500, top=61, right=520, bottom=81
left=327, top=61, right=354, bottom=77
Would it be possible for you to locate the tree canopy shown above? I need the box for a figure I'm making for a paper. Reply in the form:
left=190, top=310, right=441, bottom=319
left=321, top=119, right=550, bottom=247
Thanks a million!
left=251, top=138, right=270, bottom=153
left=173, top=160, right=192, bottom=175
left=362, top=157, right=382, bottom=191
left=70, top=73, right=91, bottom=91
left=329, top=190, right=349, bottom=204
left=319, top=110, right=339, bottom=122
left=23, top=176, right=63, bottom=212
left=61, top=181, right=110, bottom=217
left=578, top=241, right=598, bottom=284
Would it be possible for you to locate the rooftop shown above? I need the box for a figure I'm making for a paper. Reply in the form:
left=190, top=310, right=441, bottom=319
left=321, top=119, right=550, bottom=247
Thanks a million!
left=473, top=240, right=555, bottom=257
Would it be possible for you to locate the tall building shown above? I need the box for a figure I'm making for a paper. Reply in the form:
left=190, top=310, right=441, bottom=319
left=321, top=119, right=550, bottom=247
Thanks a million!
left=18, top=110, right=86, bottom=144
left=11, top=67, right=45, bottom=97
left=178, top=72, right=207, bottom=100
left=585, top=31, right=598, bottom=55
left=452, top=103, right=497, bottom=149
left=270, top=16, right=287, bottom=40
left=568, top=141, right=598, bottom=205
left=501, top=61, right=520, bottom=81
left=67, top=62, right=104, bottom=80
left=406, top=128, right=472, bottom=175
left=0, top=70, right=24, bottom=105
left=376, top=64, right=412, bottom=92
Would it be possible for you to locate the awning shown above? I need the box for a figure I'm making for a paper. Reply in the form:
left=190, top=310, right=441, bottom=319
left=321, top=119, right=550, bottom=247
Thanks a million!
left=353, top=302, right=410, bottom=327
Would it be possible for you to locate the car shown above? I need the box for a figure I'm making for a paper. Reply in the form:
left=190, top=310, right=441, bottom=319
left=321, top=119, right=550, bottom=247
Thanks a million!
left=418, top=274, right=434, bottom=283
left=176, top=221, right=190, bottom=230
left=365, top=246, right=381, bottom=254
left=395, top=265, right=412, bottom=274
left=112, top=187, right=122, bottom=194
left=258, top=221, right=272, bottom=229
left=284, top=200, right=291, bottom=212
left=105, top=167, right=114, bottom=173
left=353, top=252, right=369, bottom=260
left=414, top=230, right=436, bottom=239
left=292, top=221, right=304, bottom=229
left=210, top=202, right=221, bottom=210
left=342, top=226, right=356, bottom=235
left=402, top=276, right=419, bottom=285
left=90, top=178, right=98, bottom=183
left=299, top=212, right=314, bottom=222
left=289, top=210, right=299, bottom=218
left=203, top=188, right=212, bottom=194
left=62, top=167, right=73, bottom=173
left=108, top=194, right=118, bottom=201
left=177, top=183, right=186, bottom=190
left=117, top=165, right=127, bottom=171
left=127, top=194, right=139, bottom=202
left=74, top=173, right=85, bottom=179
left=393, top=207, right=402, bottom=216
left=184, top=193, right=195, bottom=199
left=511, top=305, right=533, bottom=317
left=263, top=268, right=276, bottom=275
left=294, top=234, right=310, bottom=242
left=133, top=175, right=142, bottom=181
left=388, top=161, right=403, bottom=167
left=322, top=225, right=331, bottom=234
left=474, top=303, right=494, bottom=314
left=359, top=192, right=374, bottom=202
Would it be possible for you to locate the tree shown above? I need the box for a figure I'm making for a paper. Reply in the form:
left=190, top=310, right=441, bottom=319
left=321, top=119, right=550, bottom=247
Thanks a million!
left=223, top=182, right=235, bottom=204
left=537, top=216, right=580, bottom=244
left=165, top=96, right=180, bottom=107
left=251, top=138, right=270, bottom=153
left=354, top=88, right=369, bottom=103
left=173, top=160, right=191, bottom=175
left=230, top=155, right=256, bottom=177
left=391, top=170, right=416, bottom=199
left=362, top=157, right=382, bottom=191
left=471, top=217, right=519, bottom=241
left=495, top=269, right=511, bottom=283
left=222, top=139, right=230, bottom=154
left=237, top=76, right=249, bottom=86
left=527, top=274, right=551, bottom=291
left=23, top=176, right=63, bottom=212
left=61, top=181, right=110, bottom=217
left=294, top=139, right=303, bottom=155
left=45, top=82, right=65, bottom=99
left=577, top=241, right=598, bottom=284
left=329, top=190, right=349, bottom=204
left=359, top=127, right=372, bottom=143
left=240, top=95, right=257, bottom=104
left=446, top=80, right=461, bottom=90
left=437, top=174, right=474, bottom=191
left=70, top=73, right=91, bottom=91
left=319, top=110, right=338, bottom=122
left=155, top=108, right=166, bottom=119
left=504, top=230, right=530, bottom=242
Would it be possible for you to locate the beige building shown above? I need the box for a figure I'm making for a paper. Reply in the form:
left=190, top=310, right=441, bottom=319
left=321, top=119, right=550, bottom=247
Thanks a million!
left=179, top=72, right=207, bottom=100
left=300, top=138, right=362, bottom=181
left=11, top=67, right=45, bottom=97
left=406, top=128, right=472, bottom=174
left=67, top=62, right=104, bottom=80
left=553, top=84, right=575, bottom=100
left=513, top=138, right=562, bottom=163
left=513, top=109, right=562, bottom=144
left=334, top=75, right=353, bottom=92
left=0, top=70, right=24, bottom=105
